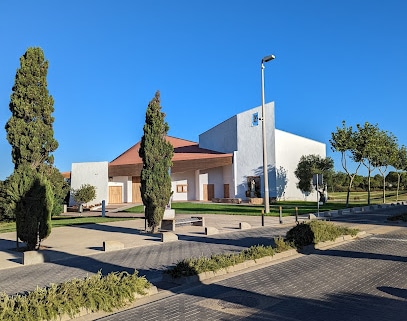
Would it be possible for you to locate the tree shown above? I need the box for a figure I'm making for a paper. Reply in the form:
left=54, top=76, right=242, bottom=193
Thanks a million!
left=8, top=166, right=53, bottom=250
left=0, top=180, right=10, bottom=221
left=47, top=167, right=70, bottom=216
left=5, top=47, right=65, bottom=216
left=6, top=47, right=58, bottom=171
left=329, top=171, right=348, bottom=192
left=71, top=184, right=96, bottom=212
left=294, top=154, right=334, bottom=196
left=353, top=122, right=381, bottom=205
left=391, top=145, right=407, bottom=201
left=139, top=91, right=174, bottom=233
left=330, top=121, right=362, bottom=206
left=370, top=130, right=398, bottom=203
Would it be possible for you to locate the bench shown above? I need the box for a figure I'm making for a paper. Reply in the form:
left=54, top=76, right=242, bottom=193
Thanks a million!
left=175, top=216, right=205, bottom=227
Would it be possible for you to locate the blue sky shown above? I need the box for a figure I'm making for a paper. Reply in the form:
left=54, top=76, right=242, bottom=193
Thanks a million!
left=0, top=1, right=406, bottom=180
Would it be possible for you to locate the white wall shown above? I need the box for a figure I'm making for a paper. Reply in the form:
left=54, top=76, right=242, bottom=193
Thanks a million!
left=235, top=103, right=276, bottom=199
left=70, top=162, right=108, bottom=206
left=109, top=176, right=131, bottom=203
left=199, top=115, right=238, bottom=153
left=199, top=103, right=276, bottom=200
left=171, top=171, right=196, bottom=201
left=275, top=129, right=326, bottom=201
left=201, top=166, right=225, bottom=198
left=222, top=164, right=234, bottom=198
left=198, top=173, right=208, bottom=200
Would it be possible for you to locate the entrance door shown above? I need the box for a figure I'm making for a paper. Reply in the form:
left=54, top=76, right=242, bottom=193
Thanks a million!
left=223, top=184, right=230, bottom=198
left=203, top=184, right=214, bottom=201
left=109, top=186, right=122, bottom=204
left=132, top=177, right=142, bottom=203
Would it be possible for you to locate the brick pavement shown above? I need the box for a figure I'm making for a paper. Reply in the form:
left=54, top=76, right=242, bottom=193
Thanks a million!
left=0, top=206, right=406, bottom=320
left=0, top=222, right=292, bottom=295
left=92, top=228, right=407, bottom=321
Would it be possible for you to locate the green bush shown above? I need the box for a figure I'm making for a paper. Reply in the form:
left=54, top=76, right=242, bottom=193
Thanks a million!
left=165, top=238, right=294, bottom=278
left=71, top=184, right=96, bottom=205
left=286, top=220, right=359, bottom=248
left=273, top=236, right=295, bottom=253
left=0, top=270, right=151, bottom=321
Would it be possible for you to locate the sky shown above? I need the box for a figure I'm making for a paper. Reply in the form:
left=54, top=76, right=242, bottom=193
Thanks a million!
left=0, top=1, right=406, bottom=180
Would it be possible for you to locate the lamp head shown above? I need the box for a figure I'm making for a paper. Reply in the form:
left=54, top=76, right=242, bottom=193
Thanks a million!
left=262, top=54, right=275, bottom=63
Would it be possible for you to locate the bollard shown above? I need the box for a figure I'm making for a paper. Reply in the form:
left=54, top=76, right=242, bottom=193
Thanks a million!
left=279, top=206, right=283, bottom=224
left=295, top=207, right=299, bottom=222
left=261, top=209, right=265, bottom=227
left=102, top=200, right=106, bottom=217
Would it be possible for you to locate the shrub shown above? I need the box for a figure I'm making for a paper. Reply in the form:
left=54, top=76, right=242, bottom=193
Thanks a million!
left=286, top=221, right=359, bottom=248
left=273, top=236, right=295, bottom=253
left=165, top=239, right=293, bottom=278
left=71, top=184, right=96, bottom=206
left=0, top=270, right=151, bottom=321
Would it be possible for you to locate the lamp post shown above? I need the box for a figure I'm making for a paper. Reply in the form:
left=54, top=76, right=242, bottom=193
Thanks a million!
left=261, top=54, right=275, bottom=226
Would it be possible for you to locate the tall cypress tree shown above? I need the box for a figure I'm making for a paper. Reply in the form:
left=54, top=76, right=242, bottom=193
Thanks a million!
left=139, top=91, right=174, bottom=233
left=6, top=47, right=58, bottom=170
left=4, top=47, right=62, bottom=243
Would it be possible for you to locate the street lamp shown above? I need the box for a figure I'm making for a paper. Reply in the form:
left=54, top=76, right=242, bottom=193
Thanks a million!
left=261, top=54, right=275, bottom=226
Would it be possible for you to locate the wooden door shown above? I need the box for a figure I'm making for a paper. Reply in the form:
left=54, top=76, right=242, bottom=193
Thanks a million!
left=132, top=177, right=142, bottom=203
left=109, top=186, right=122, bottom=204
left=203, top=184, right=214, bottom=201
left=223, top=184, right=230, bottom=198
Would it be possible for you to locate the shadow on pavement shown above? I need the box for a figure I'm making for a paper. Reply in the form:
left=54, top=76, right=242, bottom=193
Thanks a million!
left=311, top=247, right=407, bottom=263
left=121, top=282, right=407, bottom=321
left=74, top=220, right=145, bottom=235
left=378, top=286, right=407, bottom=300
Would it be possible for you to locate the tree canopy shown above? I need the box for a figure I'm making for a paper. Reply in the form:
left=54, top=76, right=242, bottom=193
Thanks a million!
left=331, top=121, right=400, bottom=205
left=3, top=47, right=67, bottom=220
left=6, top=47, right=58, bottom=171
left=294, top=154, right=334, bottom=195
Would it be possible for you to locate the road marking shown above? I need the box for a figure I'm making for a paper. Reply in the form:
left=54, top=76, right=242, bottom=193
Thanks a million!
left=370, top=237, right=407, bottom=242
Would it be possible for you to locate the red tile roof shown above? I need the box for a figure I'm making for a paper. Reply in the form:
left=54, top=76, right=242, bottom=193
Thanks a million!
left=108, top=136, right=233, bottom=176
left=110, top=136, right=232, bottom=165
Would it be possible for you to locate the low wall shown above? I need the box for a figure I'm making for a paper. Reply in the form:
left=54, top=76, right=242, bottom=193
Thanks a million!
left=212, top=198, right=242, bottom=204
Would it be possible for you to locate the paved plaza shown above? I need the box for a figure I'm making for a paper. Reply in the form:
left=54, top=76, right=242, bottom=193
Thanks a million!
left=92, top=228, right=407, bottom=321
left=0, top=205, right=406, bottom=320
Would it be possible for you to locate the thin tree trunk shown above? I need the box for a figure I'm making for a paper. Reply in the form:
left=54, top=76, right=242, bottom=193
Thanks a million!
left=346, top=175, right=356, bottom=207
left=382, top=175, right=386, bottom=204
left=396, top=173, right=401, bottom=202
left=367, top=170, right=371, bottom=205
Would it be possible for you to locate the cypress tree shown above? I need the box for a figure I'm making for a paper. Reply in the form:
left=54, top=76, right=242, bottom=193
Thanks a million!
left=139, top=91, right=174, bottom=233
left=8, top=166, right=53, bottom=250
left=6, top=47, right=58, bottom=170
left=4, top=47, right=66, bottom=221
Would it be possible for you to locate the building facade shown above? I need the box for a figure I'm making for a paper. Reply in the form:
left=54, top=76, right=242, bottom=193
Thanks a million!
left=69, top=102, right=326, bottom=206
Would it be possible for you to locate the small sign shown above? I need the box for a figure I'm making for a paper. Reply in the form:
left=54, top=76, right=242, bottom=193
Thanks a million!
left=312, top=174, right=323, bottom=187
left=252, top=112, right=259, bottom=126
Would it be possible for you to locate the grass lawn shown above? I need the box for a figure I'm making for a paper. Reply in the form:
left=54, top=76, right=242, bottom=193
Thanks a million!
left=0, top=216, right=136, bottom=234
left=329, top=190, right=407, bottom=204
left=123, top=201, right=354, bottom=217
left=2, top=190, right=403, bottom=234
